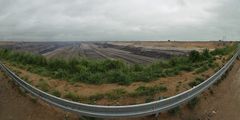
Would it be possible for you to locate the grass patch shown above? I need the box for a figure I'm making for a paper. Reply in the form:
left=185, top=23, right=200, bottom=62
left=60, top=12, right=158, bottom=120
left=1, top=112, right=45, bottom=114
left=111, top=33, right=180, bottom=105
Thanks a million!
left=50, top=89, right=61, bottom=97
left=195, top=65, right=209, bottom=74
left=131, top=85, right=167, bottom=97
left=106, top=88, right=127, bottom=100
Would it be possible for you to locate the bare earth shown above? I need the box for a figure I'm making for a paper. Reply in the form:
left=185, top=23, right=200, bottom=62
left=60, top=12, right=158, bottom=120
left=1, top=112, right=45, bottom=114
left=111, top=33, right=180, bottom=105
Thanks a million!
left=0, top=71, right=78, bottom=120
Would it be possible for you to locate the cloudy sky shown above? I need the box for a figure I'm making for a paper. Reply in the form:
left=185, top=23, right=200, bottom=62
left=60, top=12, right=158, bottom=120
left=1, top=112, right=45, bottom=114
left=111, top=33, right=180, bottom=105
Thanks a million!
left=0, top=0, right=239, bottom=41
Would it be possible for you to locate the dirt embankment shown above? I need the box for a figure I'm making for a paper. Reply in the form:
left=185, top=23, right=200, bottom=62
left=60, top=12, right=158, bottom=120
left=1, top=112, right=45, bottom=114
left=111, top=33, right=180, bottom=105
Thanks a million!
left=0, top=71, right=78, bottom=120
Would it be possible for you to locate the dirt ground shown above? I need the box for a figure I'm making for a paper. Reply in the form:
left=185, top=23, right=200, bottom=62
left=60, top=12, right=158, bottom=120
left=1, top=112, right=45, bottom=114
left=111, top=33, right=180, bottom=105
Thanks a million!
left=0, top=71, right=78, bottom=120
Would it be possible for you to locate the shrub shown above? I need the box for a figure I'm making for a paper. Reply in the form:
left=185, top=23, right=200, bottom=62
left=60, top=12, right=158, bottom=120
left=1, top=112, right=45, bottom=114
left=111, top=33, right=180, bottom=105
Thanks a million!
left=145, top=97, right=154, bottom=103
left=106, top=70, right=131, bottom=85
left=210, top=43, right=237, bottom=56
left=50, top=89, right=61, bottom=97
left=202, top=49, right=212, bottom=60
left=22, top=75, right=29, bottom=81
left=106, top=88, right=127, bottom=100
left=188, top=77, right=204, bottom=87
left=64, top=92, right=80, bottom=102
left=134, top=85, right=167, bottom=96
left=195, top=65, right=209, bottom=73
left=189, top=50, right=200, bottom=62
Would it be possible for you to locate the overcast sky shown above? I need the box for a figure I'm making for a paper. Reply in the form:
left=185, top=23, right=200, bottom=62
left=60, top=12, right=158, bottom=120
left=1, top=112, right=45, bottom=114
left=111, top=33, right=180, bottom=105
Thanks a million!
left=0, top=0, right=239, bottom=41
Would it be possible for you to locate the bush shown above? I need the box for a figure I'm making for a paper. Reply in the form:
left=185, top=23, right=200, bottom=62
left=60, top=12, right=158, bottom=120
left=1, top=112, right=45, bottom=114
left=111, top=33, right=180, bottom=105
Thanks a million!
left=189, top=50, right=200, bottom=62
left=64, top=92, right=80, bottom=102
left=145, top=97, right=154, bottom=103
left=106, top=88, right=127, bottom=100
left=50, top=89, right=61, bottom=97
left=133, top=85, right=167, bottom=96
left=195, top=65, right=209, bottom=73
left=202, top=49, right=212, bottom=60
left=106, top=70, right=131, bottom=85
left=188, top=77, right=204, bottom=87
left=210, top=43, right=237, bottom=56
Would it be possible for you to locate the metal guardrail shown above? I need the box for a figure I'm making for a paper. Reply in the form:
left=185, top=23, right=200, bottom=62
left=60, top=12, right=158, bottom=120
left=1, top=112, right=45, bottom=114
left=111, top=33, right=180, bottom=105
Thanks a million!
left=0, top=49, right=239, bottom=118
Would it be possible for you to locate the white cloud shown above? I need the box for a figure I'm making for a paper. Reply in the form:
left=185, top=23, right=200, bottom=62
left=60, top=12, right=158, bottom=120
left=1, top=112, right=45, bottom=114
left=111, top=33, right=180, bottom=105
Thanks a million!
left=0, top=0, right=238, bottom=41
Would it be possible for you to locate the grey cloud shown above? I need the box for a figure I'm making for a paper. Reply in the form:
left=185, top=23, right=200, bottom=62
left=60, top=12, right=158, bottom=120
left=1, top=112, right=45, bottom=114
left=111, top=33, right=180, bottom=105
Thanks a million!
left=0, top=0, right=239, bottom=41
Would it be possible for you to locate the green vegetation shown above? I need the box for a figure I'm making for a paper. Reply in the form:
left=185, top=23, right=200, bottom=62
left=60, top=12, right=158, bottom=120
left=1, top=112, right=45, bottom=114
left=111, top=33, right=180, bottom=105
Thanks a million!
left=195, top=64, right=209, bottom=73
left=210, top=44, right=238, bottom=56
left=131, top=85, right=167, bottom=97
left=83, top=84, right=167, bottom=103
left=105, top=88, right=127, bottom=100
left=64, top=92, right=80, bottom=102
left=50, top=89, right=61, bottom=97
left=0, top=43, right=237, bottom=85
left=145, top=97, right=155, bottom=103
left=188, top=77, right=204, bottom=87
